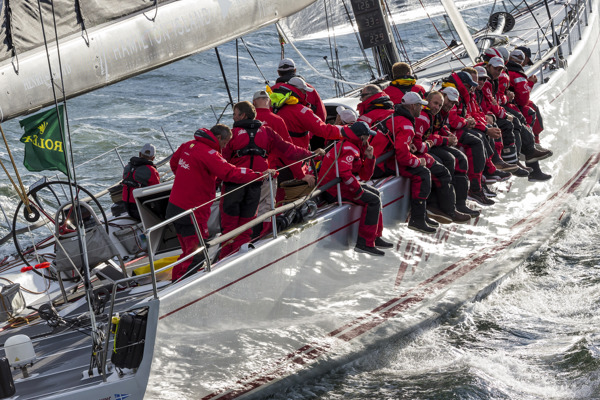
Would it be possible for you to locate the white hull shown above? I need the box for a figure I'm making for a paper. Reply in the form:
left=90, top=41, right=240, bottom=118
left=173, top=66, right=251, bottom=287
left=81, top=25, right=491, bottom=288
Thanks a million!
left=145, top=5, right=600, bottom=398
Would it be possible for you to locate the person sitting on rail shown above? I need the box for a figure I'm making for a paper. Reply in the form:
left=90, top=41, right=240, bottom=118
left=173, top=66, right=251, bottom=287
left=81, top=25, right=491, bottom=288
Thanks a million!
left=461, top=66, right=515, bottom=181
left=356, top=84, right=396, bottom=178
left=506, top=48, right=552, bottom=182
left=319, top=121, right=393, bottom=256
left=439, top=74, right=497, bottom=206
left=270, top=76, right=343, bottom=197
left=383, top=62, right=426, bottom=105
left=415, top=91, right=480, bottom=218
left=388, top=92, right=468, bottom=232
left=271, top=58, right=327, bottom=122
left=166, top=124, right=266, bottom=282
left=121, top=143, right=160, bottom=221
left=474, top=63, right=530, bottom=178
left=220, top=101, right=324, bottom=259
left=480, top=48, right=552, bottom=180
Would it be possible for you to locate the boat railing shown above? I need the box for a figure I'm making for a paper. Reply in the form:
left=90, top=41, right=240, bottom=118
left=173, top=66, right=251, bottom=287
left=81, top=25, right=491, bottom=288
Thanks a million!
left=135, top=146, right=397, bottom=298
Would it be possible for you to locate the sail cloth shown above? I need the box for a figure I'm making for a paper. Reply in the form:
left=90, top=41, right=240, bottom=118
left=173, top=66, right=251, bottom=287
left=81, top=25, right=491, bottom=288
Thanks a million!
left=19, top=105, right=68, bottom=175
left=0, top=0, right=170, bottom=63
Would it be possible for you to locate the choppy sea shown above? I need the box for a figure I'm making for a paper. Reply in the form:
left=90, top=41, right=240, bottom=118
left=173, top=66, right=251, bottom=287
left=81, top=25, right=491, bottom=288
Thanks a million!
left=1, top=0, right=599, bottom=398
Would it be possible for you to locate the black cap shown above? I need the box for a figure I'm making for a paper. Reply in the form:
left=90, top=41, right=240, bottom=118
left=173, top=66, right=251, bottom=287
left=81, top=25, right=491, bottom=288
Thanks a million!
left=350, top=121, right=377, bottom=137
left=516, top=46, right=534, bottom=65
left=456, top=71, right=478, bottom=88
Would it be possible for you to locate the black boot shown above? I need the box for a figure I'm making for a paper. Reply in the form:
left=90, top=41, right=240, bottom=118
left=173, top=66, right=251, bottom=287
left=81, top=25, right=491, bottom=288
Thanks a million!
left=526, top=160, right=552, bottom=182
left=355, top=236, right=385, bottom=256
left=375, top=237, right=394, bottom=249
left=408, top=200, right=437, bottom=234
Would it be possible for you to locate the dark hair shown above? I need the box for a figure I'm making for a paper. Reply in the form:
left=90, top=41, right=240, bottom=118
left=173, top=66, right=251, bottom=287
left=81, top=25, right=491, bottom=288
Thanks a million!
left=210, top=124, right=232, bottom=141
left=234, top=101, right=256, bottom=120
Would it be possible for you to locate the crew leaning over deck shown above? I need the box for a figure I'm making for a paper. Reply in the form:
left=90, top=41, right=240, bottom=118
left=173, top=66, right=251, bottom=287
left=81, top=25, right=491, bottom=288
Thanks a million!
left=166, top=124, right=265, bottom=282
left=219, top=101, right=322, bottom=259
left=439, top=80, right=493, bottom=206
left=319, top=121, right=393, bottom=256
left=356, top=84, right=396, bottom=178
left=121, top=143, right=160, bottom=221
left=272, top=58, right=327, bottom=122
left=383, top=62, right=426, bottom=104
left=271, top=76, right=343, bottom=199
left=416, top=91, right=479, bottom=218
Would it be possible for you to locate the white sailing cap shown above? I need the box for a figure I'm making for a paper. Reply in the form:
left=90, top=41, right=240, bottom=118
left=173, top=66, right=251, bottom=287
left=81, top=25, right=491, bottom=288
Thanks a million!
left=510, top=49, right=525, bottom=63
left=277, top=58, right=296, bottom=72
left=140, top=143, right=155, bottom=157
left=288, top=77, right=314, bottom=92
left=489, top=56, right=505, bottom=68
left=475, top=66, right=489, bottom=79
left=401, top=92, right=428, bottom=105
left=441, top=87, right=460, bottom=102
left=336, top=106, right=357, bottom=124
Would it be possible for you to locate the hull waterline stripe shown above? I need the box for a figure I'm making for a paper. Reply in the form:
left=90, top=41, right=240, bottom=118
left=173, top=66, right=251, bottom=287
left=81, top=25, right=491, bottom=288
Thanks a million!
left=203, top=152, right=600, bottom=400
left=159, top=194, right=405, bottom=320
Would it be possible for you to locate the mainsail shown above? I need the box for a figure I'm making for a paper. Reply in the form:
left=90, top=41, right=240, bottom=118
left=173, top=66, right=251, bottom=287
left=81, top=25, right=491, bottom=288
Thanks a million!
left=0, top=0, right=317, bottom=122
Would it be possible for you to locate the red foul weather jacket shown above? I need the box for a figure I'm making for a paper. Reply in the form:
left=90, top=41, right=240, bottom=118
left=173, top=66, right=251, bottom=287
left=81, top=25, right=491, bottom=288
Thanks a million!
left=222, top=119, right=313, bottom=174
left=320, top=126, right=376, bottom=199
left=383, top=78, right=426, bottom=104
left=272, top=74, right=327, bottom=122
left=275, top=83, right=342, bottom=150
left=169, top=129, right=261, bottom=223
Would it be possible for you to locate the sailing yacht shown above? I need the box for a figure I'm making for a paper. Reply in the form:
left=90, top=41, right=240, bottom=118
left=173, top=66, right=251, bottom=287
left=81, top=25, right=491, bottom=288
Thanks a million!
left=0, top=0, right=599, bottom=399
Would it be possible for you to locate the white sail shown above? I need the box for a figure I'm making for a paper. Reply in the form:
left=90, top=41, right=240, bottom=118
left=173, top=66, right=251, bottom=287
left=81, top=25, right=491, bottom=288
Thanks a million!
left=0, top=0, right=317, bottom=122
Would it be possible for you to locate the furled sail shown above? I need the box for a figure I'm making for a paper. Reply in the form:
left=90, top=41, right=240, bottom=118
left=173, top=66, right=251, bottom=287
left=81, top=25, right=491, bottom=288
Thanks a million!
left=0, top=0, right=317, bottom=122
left=439, top=0, right=480, bottom=63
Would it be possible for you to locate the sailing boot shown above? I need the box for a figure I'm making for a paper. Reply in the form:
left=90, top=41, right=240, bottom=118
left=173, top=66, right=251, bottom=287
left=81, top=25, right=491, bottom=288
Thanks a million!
left=408, top=200, right=437, bottom=234
left=454, top=175, right=480, bottom=218
left=468, top=179, right=495, bottom=206
left=526, top=160, right=552, bottom=182
left=375, top=237, right=394, bottom=249
left=355, top=236, right=385, bottom=256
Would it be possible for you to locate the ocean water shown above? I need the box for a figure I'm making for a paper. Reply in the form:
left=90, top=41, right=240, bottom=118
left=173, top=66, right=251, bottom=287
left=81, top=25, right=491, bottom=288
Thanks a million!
left=279, top=181, right=600, bottom=400
left=1, top=1, right=599, bottom=399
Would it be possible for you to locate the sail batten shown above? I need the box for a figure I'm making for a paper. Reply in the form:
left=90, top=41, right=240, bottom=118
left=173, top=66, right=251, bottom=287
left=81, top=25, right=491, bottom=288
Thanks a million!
left=0, top=0, right=317, bottom=122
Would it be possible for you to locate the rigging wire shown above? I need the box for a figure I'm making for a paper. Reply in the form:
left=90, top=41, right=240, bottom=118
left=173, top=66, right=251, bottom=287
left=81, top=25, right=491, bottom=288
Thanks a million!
left=275, top=22, right=367, bottom=86
left=239, top=37, right=269, bottom=84
left=214, top=47, right=235, bottom=119
left=37, top=0, right=104, bottom=358
left=382, top=0, right=411, bottom=64
left=416, top=0, right=468, bottom=68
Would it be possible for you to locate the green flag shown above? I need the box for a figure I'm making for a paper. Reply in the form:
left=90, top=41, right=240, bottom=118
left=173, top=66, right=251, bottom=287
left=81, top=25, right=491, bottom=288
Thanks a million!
left=19, top=105, right=68, bottom=175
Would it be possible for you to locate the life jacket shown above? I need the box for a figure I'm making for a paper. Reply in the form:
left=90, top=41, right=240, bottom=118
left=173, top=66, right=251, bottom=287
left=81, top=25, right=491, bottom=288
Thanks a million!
left=122, top=158, right=154, bottom=189
left=232, top=119, right=268, bottom=169
left=358, top=93, right=394, bottom=116
left=270, top=84, right=310, bottom=138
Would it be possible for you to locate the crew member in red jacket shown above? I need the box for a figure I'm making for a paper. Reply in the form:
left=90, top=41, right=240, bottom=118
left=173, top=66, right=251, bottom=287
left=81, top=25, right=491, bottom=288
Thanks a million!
left=388, top=92, right=467, bottom=232
left=166, top=124, right=265, bottom=282
left=220, top=101, right=321, bottom=259
left=356, top=84, right=395, bottom=178
left=383, top=62, right=426, bottom=104
left=121, top=143, right=160, bottom=220
left=415, top=91, right=479, bottom=218
left=319, top=121, right=393, bottom=256
left=271, top=58, right=327, bottom=122
left=271, top=77, right=342, bottom=197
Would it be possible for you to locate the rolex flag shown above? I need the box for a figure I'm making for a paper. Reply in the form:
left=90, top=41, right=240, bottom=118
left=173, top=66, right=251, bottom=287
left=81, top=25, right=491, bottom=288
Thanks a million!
left=19, top=105, right=68, bottom=175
